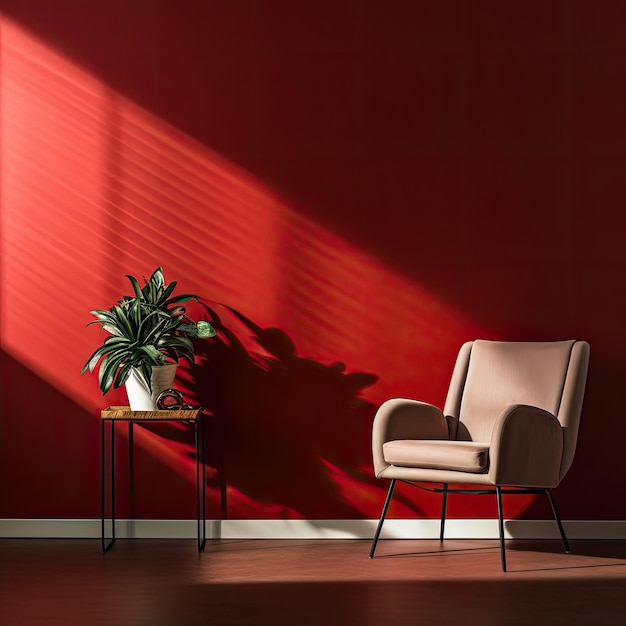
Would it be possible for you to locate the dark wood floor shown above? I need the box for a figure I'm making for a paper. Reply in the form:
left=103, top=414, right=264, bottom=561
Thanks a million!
left=2, top=538, right=626, bottom=625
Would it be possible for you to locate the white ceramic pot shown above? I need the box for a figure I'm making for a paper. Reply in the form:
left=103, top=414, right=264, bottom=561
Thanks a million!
left=125, top=363, right=178, bottom=411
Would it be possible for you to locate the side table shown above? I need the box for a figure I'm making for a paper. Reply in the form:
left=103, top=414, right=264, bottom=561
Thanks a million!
left=101, top=405, right=206, bottom=552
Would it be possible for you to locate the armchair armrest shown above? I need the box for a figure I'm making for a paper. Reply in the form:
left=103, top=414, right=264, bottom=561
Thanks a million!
left=372, top=398, right=448, bottom=478
left=488, top=404, right=564, bottom=488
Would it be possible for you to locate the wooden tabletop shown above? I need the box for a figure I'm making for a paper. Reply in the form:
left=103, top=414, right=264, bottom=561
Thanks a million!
left=101, top=406, right=203, bottom=420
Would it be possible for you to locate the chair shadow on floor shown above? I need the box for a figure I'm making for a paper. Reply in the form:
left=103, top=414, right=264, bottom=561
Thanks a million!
left=371, top=537, right=626, bottom=573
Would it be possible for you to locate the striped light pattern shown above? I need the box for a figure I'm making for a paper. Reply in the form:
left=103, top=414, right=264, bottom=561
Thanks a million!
left=0, top=20, right=518, bottom=519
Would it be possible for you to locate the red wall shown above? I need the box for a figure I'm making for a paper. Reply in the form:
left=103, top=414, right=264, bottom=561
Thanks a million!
left=1, top=0, right=625, bottom=522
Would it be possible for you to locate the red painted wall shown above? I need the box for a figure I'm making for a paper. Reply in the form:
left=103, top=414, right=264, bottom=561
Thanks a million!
left=1, top=1, right=624, bottom=522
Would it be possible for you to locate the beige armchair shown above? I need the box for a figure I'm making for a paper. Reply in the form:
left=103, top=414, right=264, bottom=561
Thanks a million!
left=370, top=339, right=590, bottom=571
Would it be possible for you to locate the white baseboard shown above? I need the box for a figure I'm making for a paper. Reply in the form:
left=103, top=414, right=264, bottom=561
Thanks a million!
left=1, top=518, right=626, bottom=540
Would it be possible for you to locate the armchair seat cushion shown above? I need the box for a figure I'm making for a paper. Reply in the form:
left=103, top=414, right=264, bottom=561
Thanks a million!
left=382, top=440, right=490, bottom=473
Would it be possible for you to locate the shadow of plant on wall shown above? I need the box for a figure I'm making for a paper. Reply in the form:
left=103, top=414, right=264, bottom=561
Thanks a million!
left=177, top=303, right=389, bottom=519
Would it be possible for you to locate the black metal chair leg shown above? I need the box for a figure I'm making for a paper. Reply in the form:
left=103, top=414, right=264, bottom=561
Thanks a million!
left=545, top=489, right=570, bottom=553
left=440, top=483, right=448, bottom=541
left=496, top=486, right=507, bottom=572
left=369, top=479, right=396, bottom=558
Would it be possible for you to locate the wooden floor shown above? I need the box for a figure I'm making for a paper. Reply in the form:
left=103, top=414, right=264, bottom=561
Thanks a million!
left=2, top=538, right=626, bottom=625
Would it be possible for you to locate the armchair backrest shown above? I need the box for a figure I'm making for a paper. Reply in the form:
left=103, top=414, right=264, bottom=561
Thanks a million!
left=444, top=340, right=590, bottom=480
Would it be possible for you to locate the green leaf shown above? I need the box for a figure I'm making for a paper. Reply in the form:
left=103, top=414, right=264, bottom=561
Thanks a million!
left=126, top=274, right=143, bottom=300
left=137, top=362, right=153, bottom=392
left=115, top=362, right=134, bottom=388
left=196, top=320, right=216, bottom=338
left=165, top=294, right=198, bottom=307
left=99, top=353, right=125, bottom=395
left=150, top=267, right=165, bottom=289
left=81, top=351, right=102, bottom=374
left=138, top=344, right=165, bottom=363
left=159, top=281, right=177, bottom=305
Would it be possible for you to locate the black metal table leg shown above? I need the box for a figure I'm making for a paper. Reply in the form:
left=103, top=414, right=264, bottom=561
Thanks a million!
left=100, top=407, right=206, bottom=553
left=129, top=422, right=135, bottom=530
left=101, top=420, right=116, bottom=552
left=196, top=413, right=206, bottom=552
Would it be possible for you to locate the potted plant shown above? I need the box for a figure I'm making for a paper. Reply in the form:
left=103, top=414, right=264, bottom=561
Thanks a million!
left=82, top=267, right=216, bottom=409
